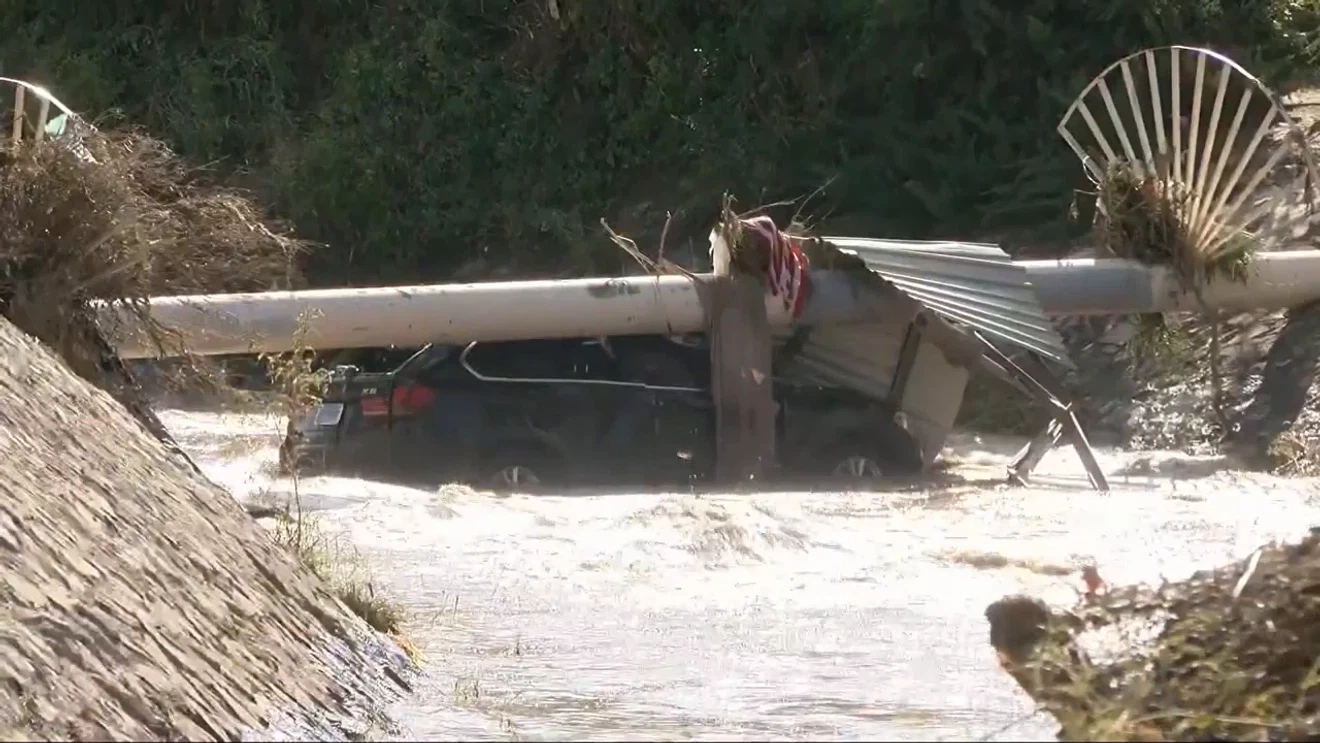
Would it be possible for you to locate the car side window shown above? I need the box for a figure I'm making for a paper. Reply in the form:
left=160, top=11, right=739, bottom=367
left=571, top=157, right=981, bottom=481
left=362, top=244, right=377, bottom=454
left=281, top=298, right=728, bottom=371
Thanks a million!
left=562, top=341, right=621, bottom=382
left=409, top=346, right=466, bottom=386
left=465, top=341, right=563, bottom=381
left=463, top=339, right=629, bottom=384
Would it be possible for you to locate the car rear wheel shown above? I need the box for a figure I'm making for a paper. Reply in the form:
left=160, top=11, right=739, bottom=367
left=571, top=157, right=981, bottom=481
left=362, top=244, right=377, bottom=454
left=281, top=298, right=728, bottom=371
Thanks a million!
left=491, top=464, right=541, bottom=490
left=832, top=455, right=884, bottom=480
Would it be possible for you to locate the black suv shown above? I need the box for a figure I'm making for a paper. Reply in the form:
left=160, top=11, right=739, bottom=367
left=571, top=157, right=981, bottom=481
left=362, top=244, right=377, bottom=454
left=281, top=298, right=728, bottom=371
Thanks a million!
left=279, top=334, right=923, bottom=489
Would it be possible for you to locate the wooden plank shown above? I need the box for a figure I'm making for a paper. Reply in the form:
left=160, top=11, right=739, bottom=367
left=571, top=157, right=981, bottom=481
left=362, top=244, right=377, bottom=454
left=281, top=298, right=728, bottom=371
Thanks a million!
left=11, top=83, right=25, bottom=144
left=707, top=275, right=776, bottom=484
left=1008, top=419, right=1064, bottom=485
left=34, top=96, right=50, bottom=142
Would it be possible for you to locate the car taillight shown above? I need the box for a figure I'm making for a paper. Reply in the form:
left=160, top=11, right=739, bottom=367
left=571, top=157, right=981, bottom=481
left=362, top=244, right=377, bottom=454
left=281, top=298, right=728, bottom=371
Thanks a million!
left=360, top=385, right=436, bottom=417
left=361, top=396, right=390, bottom=417
left=393, top=384, right=437, bottom=414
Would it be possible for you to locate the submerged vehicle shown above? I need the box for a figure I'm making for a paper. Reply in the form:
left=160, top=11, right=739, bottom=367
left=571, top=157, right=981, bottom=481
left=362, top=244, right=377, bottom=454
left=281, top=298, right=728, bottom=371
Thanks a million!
left=280, top=333, right=924, bottom=489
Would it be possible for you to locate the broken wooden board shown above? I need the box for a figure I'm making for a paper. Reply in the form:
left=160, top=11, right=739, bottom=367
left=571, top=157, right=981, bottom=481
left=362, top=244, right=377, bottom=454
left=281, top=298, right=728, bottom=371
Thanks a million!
left=706, top=274, right=777, bottom=484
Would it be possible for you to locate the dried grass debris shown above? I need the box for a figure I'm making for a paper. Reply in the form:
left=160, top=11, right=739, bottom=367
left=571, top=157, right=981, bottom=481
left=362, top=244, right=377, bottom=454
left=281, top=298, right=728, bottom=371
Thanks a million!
left=0, top=117, right=306, bottom=446
left=985, top=532, right=1320, bottom=741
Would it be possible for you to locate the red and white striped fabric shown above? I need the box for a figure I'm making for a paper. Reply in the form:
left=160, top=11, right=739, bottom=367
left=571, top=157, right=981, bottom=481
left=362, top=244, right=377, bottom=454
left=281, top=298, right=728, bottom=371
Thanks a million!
left=740, top=216, right=813, bottom=321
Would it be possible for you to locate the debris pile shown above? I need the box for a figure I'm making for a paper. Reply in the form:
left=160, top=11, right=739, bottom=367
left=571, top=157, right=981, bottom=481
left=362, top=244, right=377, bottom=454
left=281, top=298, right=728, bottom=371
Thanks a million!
left=1095, top=160, right=1255, bottom=286
left=0, top=117, right=303, bottom=361
left=985, top=533, right=1320, bottom=741
left=0, top=108, right=304, bottom=459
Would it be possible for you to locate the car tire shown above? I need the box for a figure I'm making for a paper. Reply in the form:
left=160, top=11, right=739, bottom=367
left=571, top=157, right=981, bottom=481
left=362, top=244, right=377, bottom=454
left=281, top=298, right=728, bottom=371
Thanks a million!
left=488, top=463, right=542, bottom=492
left=831, top=455, right=885, bottom=480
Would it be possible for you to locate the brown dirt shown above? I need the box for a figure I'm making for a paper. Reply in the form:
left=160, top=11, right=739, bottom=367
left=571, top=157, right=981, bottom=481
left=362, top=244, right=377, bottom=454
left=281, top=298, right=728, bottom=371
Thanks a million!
left=1047, top=307, right=1320, bottom=456
left=0, top=315, right=398, bottom=740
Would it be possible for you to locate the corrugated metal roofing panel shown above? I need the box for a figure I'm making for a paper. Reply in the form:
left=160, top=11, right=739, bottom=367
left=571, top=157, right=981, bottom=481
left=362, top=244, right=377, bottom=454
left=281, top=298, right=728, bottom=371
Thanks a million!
left=772, top=317, right=969, bottom=460
left=772, top=321, right=907, bottom=400
left=823, top=237, right=1074, bottom=368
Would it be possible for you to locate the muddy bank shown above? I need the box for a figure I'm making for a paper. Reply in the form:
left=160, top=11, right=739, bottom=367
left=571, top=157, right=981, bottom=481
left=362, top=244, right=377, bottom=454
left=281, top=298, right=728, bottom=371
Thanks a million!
left=0, top=316, right=413, bottom=740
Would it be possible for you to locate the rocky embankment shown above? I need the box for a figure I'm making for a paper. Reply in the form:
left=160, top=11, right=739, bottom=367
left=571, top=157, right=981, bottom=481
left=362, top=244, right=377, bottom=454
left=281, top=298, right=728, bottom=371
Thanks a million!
left=0, top=316, right=412, bottom=740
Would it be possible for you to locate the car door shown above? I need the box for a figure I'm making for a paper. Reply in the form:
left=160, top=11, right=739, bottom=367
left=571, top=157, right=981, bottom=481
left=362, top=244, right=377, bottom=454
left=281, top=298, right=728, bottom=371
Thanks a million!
left=612, top=339, right=715, bottom=484
left=546, top=340, right=655, bottom=483
left=459, top=340, right=563, bottom=451
left=385, top=344, right=481, bottom=479
left=457, top=339, right=651, bottom=484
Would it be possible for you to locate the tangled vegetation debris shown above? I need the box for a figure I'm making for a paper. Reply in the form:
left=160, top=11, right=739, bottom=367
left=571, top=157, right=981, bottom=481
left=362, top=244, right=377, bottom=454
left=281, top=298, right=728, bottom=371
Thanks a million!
left=1096, top=160, right=1256, bottom=287
left=0, top=117, right=304, bottom=443
left=986, top=531, right=1320, bottom=741
left=257, top=319, right=413, bottom=648
left=0, top=109, right=412, bottom=644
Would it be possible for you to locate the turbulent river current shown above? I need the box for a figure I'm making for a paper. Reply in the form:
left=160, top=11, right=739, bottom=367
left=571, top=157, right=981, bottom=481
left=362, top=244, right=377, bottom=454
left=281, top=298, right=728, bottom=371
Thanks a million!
left=161, top=409, right=1320, bottom=742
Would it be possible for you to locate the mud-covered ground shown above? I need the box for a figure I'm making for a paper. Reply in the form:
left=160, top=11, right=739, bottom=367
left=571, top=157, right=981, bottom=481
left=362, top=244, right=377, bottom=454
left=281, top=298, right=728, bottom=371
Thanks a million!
left=0, top=316, right=414, bottom=741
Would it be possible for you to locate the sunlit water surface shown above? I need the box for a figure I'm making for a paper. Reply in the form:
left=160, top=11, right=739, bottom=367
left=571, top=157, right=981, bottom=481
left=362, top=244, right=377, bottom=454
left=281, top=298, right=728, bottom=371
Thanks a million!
left=162, top=409, right=1320, bottom=742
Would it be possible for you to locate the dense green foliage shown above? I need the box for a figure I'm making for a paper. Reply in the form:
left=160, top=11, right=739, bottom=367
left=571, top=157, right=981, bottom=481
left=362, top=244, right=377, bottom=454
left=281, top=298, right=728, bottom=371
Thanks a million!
left=2, top=0, right=1316, bottom=284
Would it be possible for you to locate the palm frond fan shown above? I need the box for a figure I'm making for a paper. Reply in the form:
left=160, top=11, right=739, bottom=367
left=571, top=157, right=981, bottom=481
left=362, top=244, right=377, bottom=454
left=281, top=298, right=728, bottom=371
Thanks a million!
left=1059, top=46, right=1319, bottom=286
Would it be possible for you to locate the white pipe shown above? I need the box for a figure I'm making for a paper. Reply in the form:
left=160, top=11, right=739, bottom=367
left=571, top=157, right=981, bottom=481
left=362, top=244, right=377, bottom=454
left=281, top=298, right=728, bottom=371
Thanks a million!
left=106, top=250, right=1320, bottom=359
left=109, top=273, right=895, bottom=359
left=106, top=275, right=723, bottom=358
left=1022, top=250, right=1320, bottom=316
left=107, top=272, right=897, bottom=359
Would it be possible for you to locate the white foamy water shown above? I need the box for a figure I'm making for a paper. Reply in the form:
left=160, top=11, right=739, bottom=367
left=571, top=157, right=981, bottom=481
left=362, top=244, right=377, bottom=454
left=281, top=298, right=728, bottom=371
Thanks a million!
left=162, top=409, right=1320, bottom=742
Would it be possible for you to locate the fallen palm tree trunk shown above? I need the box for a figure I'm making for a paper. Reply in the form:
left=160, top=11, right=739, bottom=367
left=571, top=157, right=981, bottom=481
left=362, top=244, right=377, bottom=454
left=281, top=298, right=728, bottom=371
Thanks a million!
left=985, top=532, right=1320, bottom=741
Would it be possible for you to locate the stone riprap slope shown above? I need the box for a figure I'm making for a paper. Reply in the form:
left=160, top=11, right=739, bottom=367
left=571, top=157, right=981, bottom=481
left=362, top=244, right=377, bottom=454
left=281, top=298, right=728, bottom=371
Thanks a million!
left=0, top=316, right=405, bottom=740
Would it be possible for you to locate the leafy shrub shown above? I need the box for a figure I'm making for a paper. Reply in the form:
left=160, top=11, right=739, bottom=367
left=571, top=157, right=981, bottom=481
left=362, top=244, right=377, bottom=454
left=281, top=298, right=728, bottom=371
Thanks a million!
left=0, top=0, right=1313, bottom=283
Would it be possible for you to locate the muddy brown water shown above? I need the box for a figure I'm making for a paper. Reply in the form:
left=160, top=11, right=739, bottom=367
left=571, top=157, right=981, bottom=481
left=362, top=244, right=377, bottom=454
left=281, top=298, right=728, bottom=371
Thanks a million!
left=162, top=410, right=1320, bottom=742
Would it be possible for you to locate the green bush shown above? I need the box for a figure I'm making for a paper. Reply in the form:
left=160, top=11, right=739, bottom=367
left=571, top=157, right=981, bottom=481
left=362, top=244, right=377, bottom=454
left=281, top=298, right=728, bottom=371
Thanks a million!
left=1, top=0, right=1314, bottom=284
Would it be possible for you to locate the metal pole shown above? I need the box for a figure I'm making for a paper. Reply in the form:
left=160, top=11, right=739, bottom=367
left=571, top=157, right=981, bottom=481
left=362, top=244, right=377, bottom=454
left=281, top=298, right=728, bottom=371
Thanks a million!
left=1021, top=251, right=1320, bottom=316
left=105, top=271, right=899, bottom=359
left=107, top=251, right=1320, bottom=359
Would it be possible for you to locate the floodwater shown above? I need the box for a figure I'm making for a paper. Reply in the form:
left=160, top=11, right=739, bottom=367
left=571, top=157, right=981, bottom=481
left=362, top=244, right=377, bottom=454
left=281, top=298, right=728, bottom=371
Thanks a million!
left=162, top=409, right=1320, bottom=742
